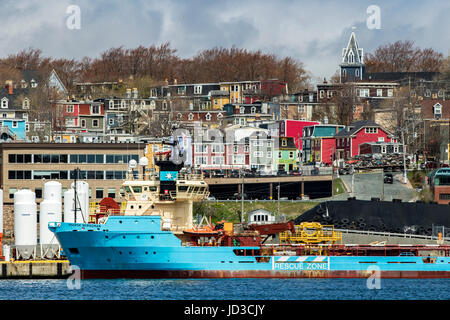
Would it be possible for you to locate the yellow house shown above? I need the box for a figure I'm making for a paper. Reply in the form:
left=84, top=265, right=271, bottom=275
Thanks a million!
left=210, top=91, right=230, bottom=109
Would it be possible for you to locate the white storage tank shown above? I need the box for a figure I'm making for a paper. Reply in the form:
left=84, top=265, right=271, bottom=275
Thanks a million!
left=44, top=181, right=62, bottom=202
left=71, top=181, right=90, bottom=223
left=64, top=189, right=75, bottom=223
left=40, top=199, right=62, bottom=259
left=14, top=189, right=37, bottom=259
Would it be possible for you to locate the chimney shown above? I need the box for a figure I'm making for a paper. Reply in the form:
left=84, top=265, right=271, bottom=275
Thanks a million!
left=132, top=88, right=138, bottom=99
left=126, top=89, right=131, bottom=99
left=173, top=79, right=177, bottom=85
left=5, top=80, right=13, bottom=95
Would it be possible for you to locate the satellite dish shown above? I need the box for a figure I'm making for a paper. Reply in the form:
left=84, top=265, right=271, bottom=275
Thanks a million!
left=128, top=159, right=137, bottom=169
left=139, top=157, right=149, bottom=166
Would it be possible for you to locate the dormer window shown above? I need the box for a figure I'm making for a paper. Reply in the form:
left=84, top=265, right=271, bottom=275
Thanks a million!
left=355, top=69, right=359, bottom=77
left=251, top=107, right=256, bottom=114
left=342, top=69, right=347, bottom=77
left=120, top=100, right=126, bottom=109
left=188, top=113, right=194, bottom=121
left=20, top=80, right=27, bottom=88
left=240, top=107, right=245, bottom=114
left=348, top=50, right=355, bottom=64
left=30, top=79, right=37, bottom=88
left=109, top=100, right=114, bottom=109
left=194, top=85, right=202, bottom=94
left=1, top=98, right=8, bottom=109
left=205, top=113, right=211, bottom=121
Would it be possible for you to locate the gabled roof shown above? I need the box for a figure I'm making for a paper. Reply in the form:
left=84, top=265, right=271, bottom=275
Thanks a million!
left=334, top=120, right=388, bottom=137
left=0, top=87, right=31, bottom=110
left=341, top=32, right=364, bottom=66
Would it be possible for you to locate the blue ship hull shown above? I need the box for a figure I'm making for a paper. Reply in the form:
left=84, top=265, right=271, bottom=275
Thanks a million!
left=49, top=216, right=450, bottom=279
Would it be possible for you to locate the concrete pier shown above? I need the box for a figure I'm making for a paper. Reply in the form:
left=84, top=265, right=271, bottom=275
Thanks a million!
left=0, top=260, right=71, bottom=279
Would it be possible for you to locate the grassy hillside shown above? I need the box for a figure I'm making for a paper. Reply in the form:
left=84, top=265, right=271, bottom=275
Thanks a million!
left=193, top=200, right=319, bottom=224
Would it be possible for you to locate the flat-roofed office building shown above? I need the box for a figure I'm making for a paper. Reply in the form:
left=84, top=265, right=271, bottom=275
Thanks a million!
left=0, top=142, right=146, bottom=204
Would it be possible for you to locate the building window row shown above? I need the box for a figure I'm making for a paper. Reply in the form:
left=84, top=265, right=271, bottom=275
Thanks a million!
left=8, top=153, right=139, bottom=164
left=7, top=170, right=128, bottom=181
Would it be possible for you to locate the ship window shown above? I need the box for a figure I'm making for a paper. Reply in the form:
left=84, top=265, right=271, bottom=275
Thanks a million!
left=150, top=187, right=157, bottom=192
left=132, top=186, right=142, bottom=193
left=125, top=186, right=131, bottom=193
left=178, top=186, right=188, bottom=192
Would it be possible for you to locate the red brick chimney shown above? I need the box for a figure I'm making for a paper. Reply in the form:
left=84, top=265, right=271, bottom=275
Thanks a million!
left=5, top=80, right=13, bottom=95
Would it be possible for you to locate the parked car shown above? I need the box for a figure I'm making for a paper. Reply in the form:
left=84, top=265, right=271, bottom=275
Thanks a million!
left=244, top=170, right=257, bottom=178
left=290, top=169, right=302, bottom=176
left=212, top=170, right=225, bottom=178
left=207, top=196, right=216, bottom=201
left=229, top=170, right=241, bottom=178
left=311, top=167, right=319, bottom=175
left=277, top=169, right=288, bottom=176
left=202, top=171, right=210, bottom=178
left=384, top=173, right=393, bottom=184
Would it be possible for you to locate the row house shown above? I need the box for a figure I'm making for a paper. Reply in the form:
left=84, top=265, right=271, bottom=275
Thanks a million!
left=302, top=124, right=345, bottom=165
left=279, top=90, right=317, bottom=121
left=104, top=95, right=155, bottom=135
left=173, top=110, right=226, bottom=132
left=150, top=82, right=219, bottom=111
left=0, top=82, right=30, bottom=141
left=220, top=80, right=288, bottom=104
left=54, top=99, right=105, bottom=135
left=149, top=79, right=288, bottom=111
left=334, top=120, right=397, bottom=160
left=359, top=141, right=404, bottom=155
left=273, top=136, right=298, bottom=172
left=222, top=102, right=281, bottom=126
left=316, top=80, right=398, bottom=121
left=420, top=100, right=450, bottom=163
left=267, top=119, right=320, bottom=151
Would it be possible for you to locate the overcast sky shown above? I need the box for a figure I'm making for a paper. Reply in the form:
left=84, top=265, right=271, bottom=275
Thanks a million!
left=1, top=0, right=449, bottom=82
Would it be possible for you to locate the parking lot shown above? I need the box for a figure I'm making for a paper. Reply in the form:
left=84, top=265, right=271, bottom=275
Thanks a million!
left=332, top=171, right=419, bottom=202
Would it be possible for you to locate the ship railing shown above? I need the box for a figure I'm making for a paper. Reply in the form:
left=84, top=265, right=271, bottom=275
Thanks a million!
left=125, top=172, right=158, bottom=181
left=177, top=173, right=205, bottom=181
left=334, top=228, right=450, bottom=242
left=169, top=188, right=209, bottom=201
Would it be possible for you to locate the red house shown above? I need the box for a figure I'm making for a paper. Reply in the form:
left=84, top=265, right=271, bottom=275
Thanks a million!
left=334, top=120, right=396, bottom=160
left=269, top=119, right=320, bottom=150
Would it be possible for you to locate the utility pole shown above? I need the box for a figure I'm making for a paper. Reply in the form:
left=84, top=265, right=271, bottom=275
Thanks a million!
left=401, top=129, right=407, bottom=184
left=351, top=172, right=354, bottom=197
left=277, top=182, right=280, bottom=215
left=241, top=168, right=244, bottom=223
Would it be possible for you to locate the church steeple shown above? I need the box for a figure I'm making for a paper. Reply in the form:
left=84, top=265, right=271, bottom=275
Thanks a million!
left=340, top=31, right=365, bottom=82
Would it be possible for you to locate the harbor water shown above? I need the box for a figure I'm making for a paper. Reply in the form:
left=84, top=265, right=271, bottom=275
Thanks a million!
left=0, top=278, right=449, bottom=300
